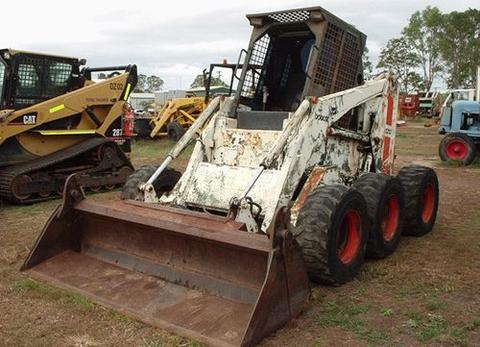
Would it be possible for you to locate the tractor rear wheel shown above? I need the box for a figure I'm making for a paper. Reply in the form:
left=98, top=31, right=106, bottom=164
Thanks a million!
left=167, top=121, right=185, bottom=141
left=398, top=165, right=439, bottom=236
left=439, top=133, right=476, bottom=165
left=121, top=165, right=181, bottom=200
left=353, top=173, right=405, bottom=258
left=293, top=185, right=368, bottom=285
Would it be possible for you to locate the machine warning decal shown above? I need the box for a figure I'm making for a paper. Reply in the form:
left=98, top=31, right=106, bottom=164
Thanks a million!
left=49, top=104, right=65, bottom=114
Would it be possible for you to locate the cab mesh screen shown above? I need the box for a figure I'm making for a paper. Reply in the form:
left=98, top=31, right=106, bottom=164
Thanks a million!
left=313, top=23, right=361, bottom=93
left=240, top=34, right=271, bottom=100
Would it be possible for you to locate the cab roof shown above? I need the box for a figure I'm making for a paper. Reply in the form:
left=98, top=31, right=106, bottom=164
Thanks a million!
left=0, top=48, right=83, bottom=63
left=246, top=6, right=366, bottom=40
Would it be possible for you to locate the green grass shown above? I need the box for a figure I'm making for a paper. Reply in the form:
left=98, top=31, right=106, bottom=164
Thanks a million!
left=0, top=198, right=57, bottom=216
left=402, top=310, right=462, bottom=343
left=396, top=148, right=431, bottom=156
left=396, top=279, right=455, bottom=300
left=11, top=278, right=95, bottom=311
left=425, top=298, right=448, bottom=312
left=316, top=300, right=392, bottom=346
left=381, top=308, right=394, bottom=317
left=416, top=314, right=447, bottom=341
left=448, top=318, right=480, bottom=346
left=131, top=139, right=194, bottom=160
left=357, top=263, right=389, bottom=281
left=439, top=157, right=480, bottom=168
left=395, top=132, right=411, bottom=139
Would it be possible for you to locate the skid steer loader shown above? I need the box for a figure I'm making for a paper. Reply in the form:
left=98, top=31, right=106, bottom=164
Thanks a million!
left=0, top=49, right=136, bottom=203
left=22, top=7, right=439, bottom=347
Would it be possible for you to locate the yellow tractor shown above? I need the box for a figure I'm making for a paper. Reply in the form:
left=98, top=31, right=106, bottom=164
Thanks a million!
left=149, top=96, right=205, bottom=140
left=0, top=49, right=137, bottom=203
left=148, top=64, right=236, bottom=140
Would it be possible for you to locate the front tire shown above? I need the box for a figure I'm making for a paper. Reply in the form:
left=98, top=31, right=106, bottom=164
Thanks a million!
left=166, top=121, right=185, bottom=141
left=293, top=185, right=369, bottom=285
left=121, top=165, right=181, bottom=200
left=398, top=166, right=439, bottom=236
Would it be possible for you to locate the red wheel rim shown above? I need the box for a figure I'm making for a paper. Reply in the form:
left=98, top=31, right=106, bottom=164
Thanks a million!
left=382, top=194, right=400, bottom=241
left=422, top=184, right=435, bottom=223
left=446, top=139, right=467, bottom=160
left=337, top=209, right=361, bottom=264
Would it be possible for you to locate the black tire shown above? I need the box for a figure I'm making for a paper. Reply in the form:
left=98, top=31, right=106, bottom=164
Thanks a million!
left=353, top=173, right=405, bottom=258
left=166, top=122, right=185, bottom=141
left=134, top=118, right=152, bottom=138
left=121, top=165, right=181, bottom=200
left=438, top=133, right=476, bottom=165
left=397, top=165, right=439, bottom=237
left=292, top=185, right=369, bottom=285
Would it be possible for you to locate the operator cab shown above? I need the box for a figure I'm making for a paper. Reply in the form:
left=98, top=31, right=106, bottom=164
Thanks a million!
left=0, top=49, right=85, bottom=110
left=226, top=7, right=366, bottom=131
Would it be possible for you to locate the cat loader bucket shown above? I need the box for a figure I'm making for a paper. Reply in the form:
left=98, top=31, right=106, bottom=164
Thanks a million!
left=22, top=175, right=310, bottom=347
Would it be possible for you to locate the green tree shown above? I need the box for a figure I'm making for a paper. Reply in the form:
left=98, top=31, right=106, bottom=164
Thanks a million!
left=402, top=6, right=444, bottom=90
left=146, top=75, right=164, bottom=92
left=190, top=71, right=227, bottom=88
left=363, top=47, right=374, bottom=80
left=377, top=37, right=422, bottom=92
left=135, top=74, right=147, bottom=93
left=438, top=9, right=480, bottom=88
left=133, top=74, right=164, bottom=93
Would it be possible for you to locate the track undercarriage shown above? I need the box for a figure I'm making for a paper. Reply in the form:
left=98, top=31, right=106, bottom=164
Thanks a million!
left=0, top=137, right=133, bottom=204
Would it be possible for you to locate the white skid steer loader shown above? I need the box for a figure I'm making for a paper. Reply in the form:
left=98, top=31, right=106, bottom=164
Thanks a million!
left=22, top=7, right=439, bottom=347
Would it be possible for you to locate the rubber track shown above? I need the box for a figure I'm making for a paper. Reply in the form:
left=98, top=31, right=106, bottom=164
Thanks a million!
left=0, top=137, right=131, bottom=204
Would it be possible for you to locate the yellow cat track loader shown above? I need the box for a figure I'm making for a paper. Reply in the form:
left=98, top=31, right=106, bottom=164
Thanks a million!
left=0, top=49, right=137, bottom=203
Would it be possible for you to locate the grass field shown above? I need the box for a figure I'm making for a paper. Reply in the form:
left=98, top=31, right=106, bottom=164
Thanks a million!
left=0, top=124, right=479, bottom=346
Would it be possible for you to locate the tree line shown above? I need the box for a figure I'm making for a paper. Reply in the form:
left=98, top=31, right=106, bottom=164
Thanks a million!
left=132, top=72, right=227, bottom=93
left=372, top=6, right=479, bottom=93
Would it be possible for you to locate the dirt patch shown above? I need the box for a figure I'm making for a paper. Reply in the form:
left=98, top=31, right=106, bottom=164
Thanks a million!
left=0, top=125, right=479, bottom=346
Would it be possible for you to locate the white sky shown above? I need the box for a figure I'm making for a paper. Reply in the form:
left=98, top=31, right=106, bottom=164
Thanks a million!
left=2, top=0, right=477, bottom=90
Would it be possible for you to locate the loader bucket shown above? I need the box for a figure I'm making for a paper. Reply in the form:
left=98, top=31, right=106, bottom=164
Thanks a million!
left=22, top=175, right=309, bottom=347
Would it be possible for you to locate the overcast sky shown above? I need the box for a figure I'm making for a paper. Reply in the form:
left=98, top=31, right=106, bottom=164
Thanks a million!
left=3, top=0, right=477, bottom=90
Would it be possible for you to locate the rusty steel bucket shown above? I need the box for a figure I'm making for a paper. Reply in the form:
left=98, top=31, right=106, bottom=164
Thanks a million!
left=22, top=175, right=309, bottom=347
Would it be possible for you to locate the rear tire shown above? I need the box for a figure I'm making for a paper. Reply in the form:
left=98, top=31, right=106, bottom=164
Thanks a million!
left=398, top=166, right=439, bottom=236
left=353, top=173, right=405, bottom=258
left=167, top=122, right=185, bottom=141
left=293, top=185, right=368, bottom=285
left=121, top=165, right=181, bottom=200
left=439, top=133, right=476, bottom=165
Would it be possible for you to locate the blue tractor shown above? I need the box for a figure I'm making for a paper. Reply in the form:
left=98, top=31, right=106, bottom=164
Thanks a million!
left=438, top=100, right=480, bottom=165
